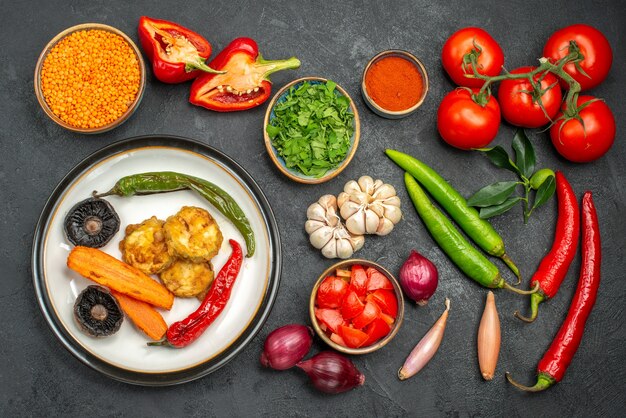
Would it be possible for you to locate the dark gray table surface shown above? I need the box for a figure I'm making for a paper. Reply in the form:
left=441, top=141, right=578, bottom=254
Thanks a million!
left=2, top=0, right=624, bottom=416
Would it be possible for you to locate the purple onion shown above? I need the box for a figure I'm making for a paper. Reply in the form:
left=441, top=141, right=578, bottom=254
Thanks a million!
left=296, top=351, right=365, bottom=394
left=399, top=250, right=438, bottom=305
left=260, top=324, right=313, bottom=370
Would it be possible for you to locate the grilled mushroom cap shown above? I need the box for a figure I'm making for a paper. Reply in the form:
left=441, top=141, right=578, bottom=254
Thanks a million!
left=64, top=198, right=120, bottom=248
left=73, top=285, right=124, bottom=337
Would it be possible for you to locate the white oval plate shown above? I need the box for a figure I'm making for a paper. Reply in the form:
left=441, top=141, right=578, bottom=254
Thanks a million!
left=32, top=135, right=281, bottom=385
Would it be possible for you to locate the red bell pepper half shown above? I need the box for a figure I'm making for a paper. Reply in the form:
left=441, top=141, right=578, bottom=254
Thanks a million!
left=138, top=16, right=223, bottom=84
left=189, top=37, right=301, bottom=112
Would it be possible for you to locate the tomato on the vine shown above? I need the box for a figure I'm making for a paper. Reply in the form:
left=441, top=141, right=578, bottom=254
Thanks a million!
left=442, top=27, right=504, bottom=88
left=543, top=24, right=613, bottom=91
left=549, top=96, right=615, bottom=163
left=437, top=88, right=501, bottom=150
left=497, top=66, right=563, bottom=128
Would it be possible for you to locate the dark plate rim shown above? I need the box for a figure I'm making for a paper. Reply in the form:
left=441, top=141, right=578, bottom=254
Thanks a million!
left=31, top=134, right=282, bottom=386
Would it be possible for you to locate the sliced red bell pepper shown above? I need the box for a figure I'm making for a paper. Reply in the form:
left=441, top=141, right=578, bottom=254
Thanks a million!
left=316, top=275, right=348, bottom=309
left=352, top=300, right=382, bottom=330
left=314, top=308, right=344, bottom=334
left=364, top=317, right=392, bottom=346
left=189, top=37, right=300, bottom=112
left=367, top=289, right=398, bottom=318
left=138, top=16, right=223, bottom=83
left=366, top=267, right=394, bottom=291
left=350, top=265, right=368, bottom=298
left=339, top=325, right=369, bottom=348
left=340, top=289, right=365, bottom=320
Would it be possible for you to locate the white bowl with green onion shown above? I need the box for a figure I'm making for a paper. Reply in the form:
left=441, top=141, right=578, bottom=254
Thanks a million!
left=263, top=77, right=361, bottom=184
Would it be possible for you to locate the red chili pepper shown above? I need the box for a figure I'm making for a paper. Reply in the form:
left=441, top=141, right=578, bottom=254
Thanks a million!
left=189, top=37, right=300, bottom=112
left=507, top=191, right=601, bottom=392
left=148, top=240, right=243, bottom=348
left=515, top=171, right=580, bottom=322
left=137, top=16, right=223, bottom=84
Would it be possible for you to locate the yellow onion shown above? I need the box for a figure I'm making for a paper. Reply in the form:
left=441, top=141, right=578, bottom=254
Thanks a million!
left=477, top=291, right=501, bottom=380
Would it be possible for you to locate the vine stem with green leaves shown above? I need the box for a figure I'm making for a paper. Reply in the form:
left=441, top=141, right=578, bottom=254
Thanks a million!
left=463, top=41, right=597, bottom=129
left=468, top=130, right=556, bottom=223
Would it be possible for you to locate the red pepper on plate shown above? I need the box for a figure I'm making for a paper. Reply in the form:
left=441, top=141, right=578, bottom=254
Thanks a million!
left=515, top=171, right=580, bottom=323
left=149, top=239, right=243, bottom=348
left=506, top=191, right=601, bottom=392
left=189, top=37, right=301, bottom=112
left=138, top=16, right=224, bottom=83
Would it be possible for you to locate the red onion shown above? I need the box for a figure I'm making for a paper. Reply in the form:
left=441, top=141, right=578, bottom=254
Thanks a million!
left=296, top=351, right=365, bottom=394
left=399, top=250, right=438, bottom=305
left=260, top=324, right=313, bottom=370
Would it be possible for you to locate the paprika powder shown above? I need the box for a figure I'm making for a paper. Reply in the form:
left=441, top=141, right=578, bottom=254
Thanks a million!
left=364, top=53, right=425, bottom=112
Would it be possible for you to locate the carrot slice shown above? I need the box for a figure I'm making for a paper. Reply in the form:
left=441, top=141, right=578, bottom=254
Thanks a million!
left=111, top=290, right=167, bottom=341
left=67, top=246, right=174, bottom=310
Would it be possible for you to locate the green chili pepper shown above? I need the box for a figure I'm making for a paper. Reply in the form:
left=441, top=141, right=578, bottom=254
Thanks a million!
left=95, top=171, right=255, bottom=257
left=387, top=149, right=521, bottom=283
left=404, top=173, right=537, bottom=295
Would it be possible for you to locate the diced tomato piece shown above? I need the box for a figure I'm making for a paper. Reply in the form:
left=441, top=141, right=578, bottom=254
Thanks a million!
left=366, top=267, right=393, bottom=291
left=380, top=312, right=395, bottom=326
left=341, top=289, right=365, bottom=320
left=369, top=289, right=398, bottom=318
left=339, top=325, right=369, bottom=348
left=350, top=264, right=368, bottom=298
left=330, top=332, right=347, bottom=347
left=364, top=317, right=392, bottom=346
left=352, top=300, right=382, bottom=330
left=316, top=275, right=348, bottom=309
left=315, top=308, right=344, bottom=334
left=335, top=268, right=352, bottom=278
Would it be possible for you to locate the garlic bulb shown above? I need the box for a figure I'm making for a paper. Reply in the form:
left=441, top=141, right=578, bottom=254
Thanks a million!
left=337, top=176, right=402, bottom=236
left=305, top=195, right=365, bottom=259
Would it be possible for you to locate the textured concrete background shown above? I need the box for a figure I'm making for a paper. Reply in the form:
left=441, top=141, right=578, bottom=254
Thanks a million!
left=1, top=0, right=625, bottom=416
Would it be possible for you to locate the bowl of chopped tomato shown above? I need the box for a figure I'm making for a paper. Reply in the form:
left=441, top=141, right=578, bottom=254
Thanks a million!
left=309, top=259, right=404, bottom=354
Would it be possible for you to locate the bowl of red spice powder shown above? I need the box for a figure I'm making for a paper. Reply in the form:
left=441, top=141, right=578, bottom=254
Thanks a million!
left=361, top=50, right=428, bottom=119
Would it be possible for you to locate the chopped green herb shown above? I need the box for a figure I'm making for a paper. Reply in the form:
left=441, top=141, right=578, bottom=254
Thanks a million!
left=267, top=80, right=354, bottom=178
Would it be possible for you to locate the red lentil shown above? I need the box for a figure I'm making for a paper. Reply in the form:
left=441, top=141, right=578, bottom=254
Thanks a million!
left=40, top=29, right=141, bottom=129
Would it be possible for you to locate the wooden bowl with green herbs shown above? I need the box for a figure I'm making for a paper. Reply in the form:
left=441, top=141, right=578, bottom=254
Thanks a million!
left=263, top=77, right=360, bottom=184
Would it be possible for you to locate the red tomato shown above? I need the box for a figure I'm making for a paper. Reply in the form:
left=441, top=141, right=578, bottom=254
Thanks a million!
left=330, top=332, right=347, bottom=347
left=364, top=318, right=392, bottom=346
left=549, top=96, right=615, bottom=163
left=365, top=267, right=393, bottom=291
left=315, top=275, right=348, bottom=309
left=497, top=66, right=563, bottom=128
left=339, top=325, right=369, bottom=348
left=543, top=24, right=613, bottom=91
left=437, top=89, right=501, bottom=150
left=314, top=308, right=344, bottom=334
left=442, top=27, right=504, bottom=88
left=379, top=313, right=395, bottom=326
left=350, top=264, right=368, bottom=298
left=367, top=289, right=398, bottom=318
left=340, top=289, right=365, bottom=320
left=352, top=301, right=382, bottom=330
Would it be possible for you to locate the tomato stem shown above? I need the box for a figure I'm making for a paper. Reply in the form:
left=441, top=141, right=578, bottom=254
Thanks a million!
left=466, top=45, right=584, bottom=121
